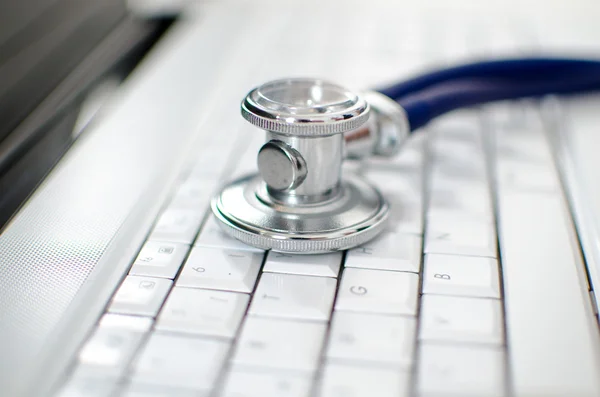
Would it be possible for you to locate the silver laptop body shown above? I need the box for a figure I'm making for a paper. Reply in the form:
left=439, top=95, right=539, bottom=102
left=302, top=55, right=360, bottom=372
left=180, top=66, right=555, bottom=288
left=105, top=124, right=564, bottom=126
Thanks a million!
left=2, top=1, right=600, bottom=396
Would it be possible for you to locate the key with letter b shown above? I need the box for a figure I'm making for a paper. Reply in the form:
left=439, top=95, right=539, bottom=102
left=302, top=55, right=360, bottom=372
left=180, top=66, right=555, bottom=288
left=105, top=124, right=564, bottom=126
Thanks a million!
left=423, top=254, right=500, bottom=298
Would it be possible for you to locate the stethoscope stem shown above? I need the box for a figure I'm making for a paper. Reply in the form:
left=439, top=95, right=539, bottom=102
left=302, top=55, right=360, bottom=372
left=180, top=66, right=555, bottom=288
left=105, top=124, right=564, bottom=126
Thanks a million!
left=377, top=57, right=600, bottom=131
left=378, top=57, right=600, bottom=100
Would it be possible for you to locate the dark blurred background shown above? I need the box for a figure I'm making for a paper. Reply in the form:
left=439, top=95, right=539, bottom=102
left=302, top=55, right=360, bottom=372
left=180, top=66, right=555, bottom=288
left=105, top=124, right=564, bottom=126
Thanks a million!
left=0, top=0, right=175, bottom=229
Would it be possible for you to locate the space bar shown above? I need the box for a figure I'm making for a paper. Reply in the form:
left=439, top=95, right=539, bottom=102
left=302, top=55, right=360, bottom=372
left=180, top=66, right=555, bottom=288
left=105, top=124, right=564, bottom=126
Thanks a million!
left=497, top=190, right=600, bottom=396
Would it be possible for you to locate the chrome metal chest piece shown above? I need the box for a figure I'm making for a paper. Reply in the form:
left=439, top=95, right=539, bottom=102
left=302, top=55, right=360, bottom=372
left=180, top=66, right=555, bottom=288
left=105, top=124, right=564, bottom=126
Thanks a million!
left=211, top=78, right=408, bottom=254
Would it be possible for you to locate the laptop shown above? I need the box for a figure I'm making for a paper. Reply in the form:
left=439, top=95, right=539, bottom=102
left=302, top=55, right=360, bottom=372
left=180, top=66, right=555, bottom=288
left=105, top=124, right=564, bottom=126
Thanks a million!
left=2, top=0, right=600, bottom=396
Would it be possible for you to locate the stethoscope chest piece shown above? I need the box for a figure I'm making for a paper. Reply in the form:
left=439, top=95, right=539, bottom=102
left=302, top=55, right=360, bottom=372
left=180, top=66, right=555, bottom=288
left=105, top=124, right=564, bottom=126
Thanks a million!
left=211, top=78, right=390, bottom=254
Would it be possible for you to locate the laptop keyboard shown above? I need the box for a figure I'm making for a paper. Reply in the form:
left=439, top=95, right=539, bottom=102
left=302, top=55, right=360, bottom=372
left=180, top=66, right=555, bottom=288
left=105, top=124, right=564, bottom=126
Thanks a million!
left=53, top=4, right=600, bottom=396
left=55, top=98, right=523, bottom=397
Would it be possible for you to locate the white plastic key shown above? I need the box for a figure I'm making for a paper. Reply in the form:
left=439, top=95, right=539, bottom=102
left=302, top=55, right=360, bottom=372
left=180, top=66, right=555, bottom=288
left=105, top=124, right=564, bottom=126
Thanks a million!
left=56, top=376, right=119, bottom=397
left=76, top=314, right=152, bottom=376
left=420, top=295, right=503, bottom=345
left=319, top=363, right=410, bottom=397
left=232, top=317, right=326, bottom=372
left=129, top=241, right=189, bottom=279
left=428, top=112, right=482, bottom=145
left=188, top=141, right=238, bottom=181
left=492, top=130, right=552, bottom=169
left=222, top=366, right=312, bottom=397
left=364, top=169, right=422, bottom=199
left=428, top=151, right=487, bottom=185
left=263, top=251, right=342, bottom=278
left=492, top=117, right=557, bottom=193
left=428, top=153, right=486, bottom=181
left=122, top=383, right=206, bottom=397
left=177, top=247, right=263, bottom=293
left=156, top=287, right=249, bottom=338
left=345, top=231, right=422, bottom=273
left=132, top=333, right=230, bottom=391
left=168, top=179, right=215, bottom=210
left=385, top=191, right=423, bottom=235
left=149, top=208, right=204, bottom=244
left=195, top=215, right=264, bottom=253
left=108, top=276, right=172, bottom=317
left=496, top=162, right=560, bottom=193
left=496, top=189, right=600, bottom=396
left=327, top=311, right=416, bottom=369
left=417, top=344, right=505, bottom=397
left=425, top=216, right=497, bottom=258
left=364, top=170, right=423, bottom=235
left=422, top=254, right=500, bottom=298
left=335, top=268, right=419, bottom=316
left=427, top=182, right=493, bottom=220
left=77, top=329, right=144, bottom=377
left=249, top=273, right=337, bottom=321
left=98, top=313, right=154, bottom=330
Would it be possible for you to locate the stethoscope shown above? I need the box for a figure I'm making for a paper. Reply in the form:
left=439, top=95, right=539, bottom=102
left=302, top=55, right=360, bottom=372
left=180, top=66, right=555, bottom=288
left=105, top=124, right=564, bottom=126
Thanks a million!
left=211, top=57, right=600, bottom=254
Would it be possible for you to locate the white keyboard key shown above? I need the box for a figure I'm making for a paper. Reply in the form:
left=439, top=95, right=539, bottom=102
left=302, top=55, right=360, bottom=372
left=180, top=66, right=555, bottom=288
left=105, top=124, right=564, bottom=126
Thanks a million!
left=57, top=376, right=118, bottom=397
left=425, top=217, right=497, bottom=258
left=345, top=231, right=422, bottom=273
left=263, top=251, right=341, bottom=278
left=177, top=247, right=262, bottom=293
left=430, top=114, right=482, bottom=144
left=129, top=241, right=189, bottom=279
left=132, top=333, right=229, bottom=391
left=417, top=344, right=505, bottom=397
left=108, top=276, right=172, bottom=317
left=77, top=315, right=152, bottom=376
left=195, top=215, right=264, bottom=253
left=335, top=268, right=419, bottom=316
left=122, top=383, right=206, bottom=397
left=365, top=169, right=422, bottom=200
left=327, top=311, right=416, bottom=369
left=497, top=162, right=559, bottom=192
left=429, top=153, right=487, bottom=183
left=429, top=148, right=486, bottom=175
left=385, top=191, right=423, bottom=235
left=233, top=317, right=326, bottom=372
left=428, top=183, right=493, bottom=220
left=156, top=287, right=248, bottom=338
left=430, top=120, right=483, bottom=146
left=222, top=367, right=312, bottom=397
left=319, top=363, right=410, bottom=397
left=98, top=313, right=154, bottom=331
left=420, top=295, right=503, bottom=345
left=422, top=254, right=500, bottom=298
left=149, top=208, right=204, bottom=244
left=496, top=190, right=600, bottom=396
left=366, top=149, right=423, bottom=172
left=493, top=116, right=554, bottom=167
left=168, top=179, right=214, bottom=209
left=495, top=136, right=553, bottom=166
left=188, top=140, right=236, bottom=180
left=373, top=185, right=423, bottom=233
left=487, top=103, right=534, bottom=133
left=249, top=273, right=336, bottom=321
